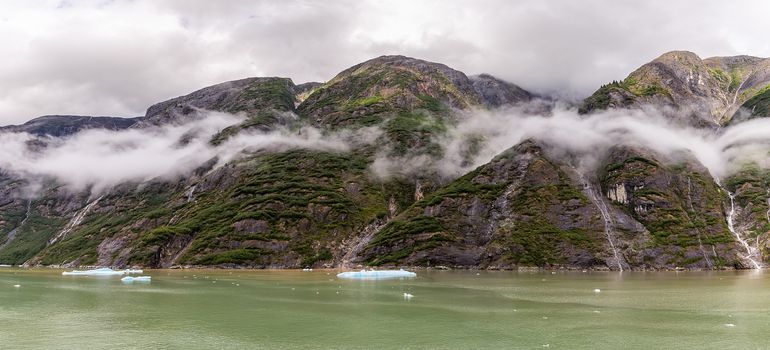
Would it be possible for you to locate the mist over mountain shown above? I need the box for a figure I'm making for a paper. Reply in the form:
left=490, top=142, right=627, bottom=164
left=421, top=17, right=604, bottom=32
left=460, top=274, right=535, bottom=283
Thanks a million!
left=2, top=53, right=770, bottom=270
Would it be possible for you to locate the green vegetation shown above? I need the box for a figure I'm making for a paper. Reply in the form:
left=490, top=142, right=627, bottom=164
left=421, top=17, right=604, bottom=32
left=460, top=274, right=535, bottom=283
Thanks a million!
left=579, top=78, right=673, bottom=114
left=39, top=184, right=176, bottom=266
left=155, top=149, right=398, bottom=267
left=233, top=78, right=296, bottom=113
left=384, top=111, right=446, bottom=156
left=739, top=86, right=770, bottom=118
left=0, top=209, right=66, bottom=265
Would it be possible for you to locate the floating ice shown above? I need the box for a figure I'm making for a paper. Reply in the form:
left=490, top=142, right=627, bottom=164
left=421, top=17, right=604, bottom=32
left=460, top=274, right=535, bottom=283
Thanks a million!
left=336, top=269, right=417, bottom=280
left=593, top=289, right=601, bottom=293
left=62, top=268, right=144, bottom=276
left=724, top=323, right=736, bottom=327
left=121, top=276, right=151, bottom=283
left=13, top=284, right=20, bottom=288
left=62, top=268, right=125, bottom=276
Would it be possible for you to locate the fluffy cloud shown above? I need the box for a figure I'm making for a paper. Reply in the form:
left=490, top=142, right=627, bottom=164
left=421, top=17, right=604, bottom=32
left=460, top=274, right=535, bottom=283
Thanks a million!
left=1, top=0, right=770, bottom=124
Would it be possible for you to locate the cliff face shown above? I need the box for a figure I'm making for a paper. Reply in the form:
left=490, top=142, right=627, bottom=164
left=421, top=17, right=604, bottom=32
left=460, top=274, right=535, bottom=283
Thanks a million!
left=1, top=52, right=768, bottom=270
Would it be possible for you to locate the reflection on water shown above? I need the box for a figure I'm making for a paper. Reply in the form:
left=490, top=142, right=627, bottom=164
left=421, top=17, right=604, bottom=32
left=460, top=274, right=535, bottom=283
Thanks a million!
left=1, top=268, right=768, bottom=349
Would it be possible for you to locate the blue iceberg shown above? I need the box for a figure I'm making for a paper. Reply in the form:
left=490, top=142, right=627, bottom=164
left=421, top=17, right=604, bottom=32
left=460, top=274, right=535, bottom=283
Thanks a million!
left=336, top=269, right=417, bottom=280
left=62, top=268, right=125, bottom=276
left=121, top=276, right=151, bottom=283
left=62, top=268, right=144, bottom=276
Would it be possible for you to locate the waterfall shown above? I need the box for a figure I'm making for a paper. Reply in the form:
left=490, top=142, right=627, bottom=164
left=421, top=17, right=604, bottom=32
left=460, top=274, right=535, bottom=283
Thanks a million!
left=1, top=200, right=31, bottom=249
left=713, top=178, right=762, bottom=269
left=48, top=196, right=103, bottom=246
left=340, top=218, right=388, bottom=268
left=725, top=191, right=762, bottom=269
left=186, top=185, right=197, bottom=203
left=414, top=180, right=424, bottom=201
left=580, top=175, right=624, bottom=271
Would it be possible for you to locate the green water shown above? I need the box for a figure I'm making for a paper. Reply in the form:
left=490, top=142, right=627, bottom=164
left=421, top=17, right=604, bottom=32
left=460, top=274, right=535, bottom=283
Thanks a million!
left=1, top=269, right=769, bottom=349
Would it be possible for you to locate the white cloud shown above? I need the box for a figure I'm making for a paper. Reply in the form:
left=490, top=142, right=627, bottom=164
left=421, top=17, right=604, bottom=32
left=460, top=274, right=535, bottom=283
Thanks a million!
left=0, top=111, right=361, bottom=194
left=1, top=0, right=770, bottom=124
left=372, top=104, right=770, bottom=182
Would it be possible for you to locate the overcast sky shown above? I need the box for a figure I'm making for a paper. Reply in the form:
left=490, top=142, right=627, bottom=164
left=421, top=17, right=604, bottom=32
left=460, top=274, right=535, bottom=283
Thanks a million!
left=1, top=0, right=769, bottom=124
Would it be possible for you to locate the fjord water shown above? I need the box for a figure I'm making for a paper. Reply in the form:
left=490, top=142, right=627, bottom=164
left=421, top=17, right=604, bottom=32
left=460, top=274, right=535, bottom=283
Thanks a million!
left=1, top=269, right=769, bottom=349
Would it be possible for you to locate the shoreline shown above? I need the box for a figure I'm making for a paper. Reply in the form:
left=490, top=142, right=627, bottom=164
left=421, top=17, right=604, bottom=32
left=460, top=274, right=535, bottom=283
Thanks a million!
left=2, top=264, right=758, bottom=273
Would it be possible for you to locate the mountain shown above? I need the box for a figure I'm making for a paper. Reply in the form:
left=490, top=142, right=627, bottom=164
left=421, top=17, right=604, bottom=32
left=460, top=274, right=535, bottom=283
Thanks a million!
left=0, top=53, right=765, bottom=270
left=1, top=115, right=142, bottom=137
left=579, top=51, right=770, bottom=127
left=579, top=50, right=770, bottom=269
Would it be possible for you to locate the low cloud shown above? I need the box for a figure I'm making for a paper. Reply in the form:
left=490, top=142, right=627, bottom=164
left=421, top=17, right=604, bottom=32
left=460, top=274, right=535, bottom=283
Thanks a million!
left=372, top=104, right=770, bottom=182
left=0, top=112, right=371, bottom=195
left=4, top=105, right=770, bottom=199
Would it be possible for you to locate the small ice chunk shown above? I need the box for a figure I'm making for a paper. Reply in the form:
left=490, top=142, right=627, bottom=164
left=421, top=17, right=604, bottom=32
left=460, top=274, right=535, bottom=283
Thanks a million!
left=13, top=284, right=20, bottom=288
left=724, top=323, right=736, bottom=327
left=593, top=289, right=601, bottom=293
left=121, top=276, right=151, bottom=283
left=337, top=269, right=416, bottom=280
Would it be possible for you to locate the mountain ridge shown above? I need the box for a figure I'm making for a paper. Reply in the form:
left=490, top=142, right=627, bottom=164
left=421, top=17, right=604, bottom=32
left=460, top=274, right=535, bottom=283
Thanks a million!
left=1, top=52, right=768, bottom=270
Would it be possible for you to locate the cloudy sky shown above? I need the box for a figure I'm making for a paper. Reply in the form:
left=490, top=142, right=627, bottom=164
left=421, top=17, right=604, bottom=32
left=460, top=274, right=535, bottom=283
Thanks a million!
left=1, top=0, right=769, bottom=124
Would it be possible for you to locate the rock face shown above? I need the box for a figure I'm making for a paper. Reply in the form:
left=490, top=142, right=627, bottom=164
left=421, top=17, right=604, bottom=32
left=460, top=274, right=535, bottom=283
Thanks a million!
left=361, top=141, right=613, bottom=269
left=469, top=74, right=533, bottom=108
left=360, top=142, right=743, bottom=270
left=599, top=146, right=738, bottom=269
left=0, top=53, right=762, bottom=269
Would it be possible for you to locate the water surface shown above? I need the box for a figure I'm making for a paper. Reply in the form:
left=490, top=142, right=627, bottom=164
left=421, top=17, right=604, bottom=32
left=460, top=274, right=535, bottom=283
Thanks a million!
left=1, top=268, right=768, bottom=349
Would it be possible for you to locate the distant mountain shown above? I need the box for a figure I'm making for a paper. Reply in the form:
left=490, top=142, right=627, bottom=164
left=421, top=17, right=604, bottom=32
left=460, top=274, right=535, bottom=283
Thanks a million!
left=0, top=53, right=767, bottom=270
left=1, top=115, right=142, bottom=137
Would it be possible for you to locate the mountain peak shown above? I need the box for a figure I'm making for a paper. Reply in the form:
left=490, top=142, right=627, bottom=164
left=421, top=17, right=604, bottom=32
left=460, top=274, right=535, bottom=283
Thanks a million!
left=581, top=51, right=770, bottom=126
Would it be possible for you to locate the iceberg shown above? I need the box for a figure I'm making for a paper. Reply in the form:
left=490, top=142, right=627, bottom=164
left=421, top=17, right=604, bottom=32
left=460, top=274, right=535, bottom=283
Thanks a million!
left=62, top=268, right=125, bottom=276
left=121, top=276, right=151, bottom=283
left=62, top=268, right=145, bottom=276
left=336, top=269, right=417, bottom=280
